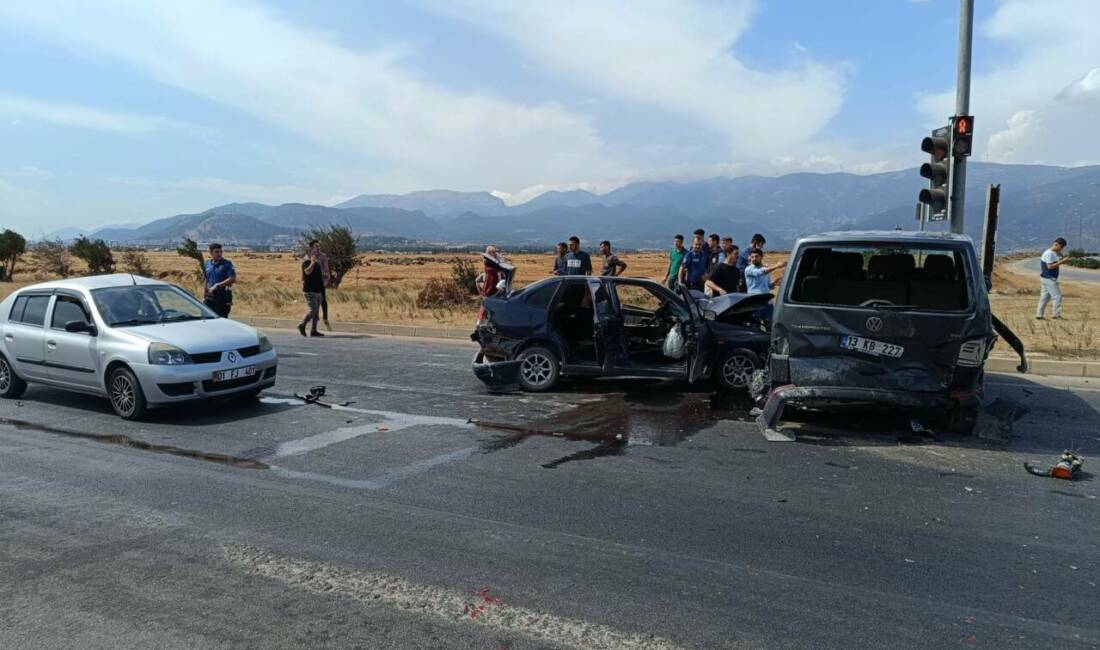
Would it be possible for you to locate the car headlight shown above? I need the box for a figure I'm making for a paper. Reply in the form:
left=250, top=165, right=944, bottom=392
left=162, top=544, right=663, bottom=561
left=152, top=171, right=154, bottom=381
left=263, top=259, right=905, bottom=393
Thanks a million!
left=148, top=342, right=192, bottom=365
left=257, top=333, right=273, bottom=353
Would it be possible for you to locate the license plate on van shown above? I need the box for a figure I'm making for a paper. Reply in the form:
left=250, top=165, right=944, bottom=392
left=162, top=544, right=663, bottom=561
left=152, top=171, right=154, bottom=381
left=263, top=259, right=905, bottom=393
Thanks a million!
left=212, top=366, right=256, bottom=382
left=840, top=335, right=904, bottom=358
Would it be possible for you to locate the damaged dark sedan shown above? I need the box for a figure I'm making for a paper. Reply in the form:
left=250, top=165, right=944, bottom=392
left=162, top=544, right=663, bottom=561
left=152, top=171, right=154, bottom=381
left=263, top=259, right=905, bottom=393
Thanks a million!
left=472, top=276, right=771, bottom=393
left=756, top=231, right=1020, bottom=438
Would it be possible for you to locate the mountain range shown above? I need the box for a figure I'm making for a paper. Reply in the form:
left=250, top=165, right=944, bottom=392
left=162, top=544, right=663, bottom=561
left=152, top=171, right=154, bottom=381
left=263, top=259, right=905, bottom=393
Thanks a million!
left=49, top=162, right=1100, bottom=251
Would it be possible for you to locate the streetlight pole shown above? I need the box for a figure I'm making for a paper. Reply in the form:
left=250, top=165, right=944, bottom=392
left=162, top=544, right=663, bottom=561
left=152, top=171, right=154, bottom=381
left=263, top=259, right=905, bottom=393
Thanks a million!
left=950, top=0, right=974, bottom=235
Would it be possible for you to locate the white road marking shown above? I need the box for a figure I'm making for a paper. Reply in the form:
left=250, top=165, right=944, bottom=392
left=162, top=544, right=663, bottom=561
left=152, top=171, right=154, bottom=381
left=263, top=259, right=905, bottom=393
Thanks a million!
left=270, top=446, right=478, bottom=490
left=222, top=544, right=689, bottom=650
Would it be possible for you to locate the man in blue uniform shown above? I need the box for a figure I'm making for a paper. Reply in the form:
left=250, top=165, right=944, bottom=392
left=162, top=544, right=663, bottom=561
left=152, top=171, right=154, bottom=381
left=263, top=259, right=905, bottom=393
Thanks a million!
left=202, top=243, right=236, bottom=318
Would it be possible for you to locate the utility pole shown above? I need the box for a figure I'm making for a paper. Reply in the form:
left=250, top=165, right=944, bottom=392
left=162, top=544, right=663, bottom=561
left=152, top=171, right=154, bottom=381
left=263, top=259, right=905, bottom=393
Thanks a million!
left=950, top=0, right=974, bottom=234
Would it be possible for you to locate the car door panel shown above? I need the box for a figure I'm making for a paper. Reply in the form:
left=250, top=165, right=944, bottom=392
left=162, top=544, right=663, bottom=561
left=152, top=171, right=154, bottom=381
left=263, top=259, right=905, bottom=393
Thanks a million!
left=5, top=294, right=51, bottom=380
left=677, top=284, right=715, bottom=383
left=587, top=279, right=623, bottom=373
left=45, top=294, right=100, bottom=389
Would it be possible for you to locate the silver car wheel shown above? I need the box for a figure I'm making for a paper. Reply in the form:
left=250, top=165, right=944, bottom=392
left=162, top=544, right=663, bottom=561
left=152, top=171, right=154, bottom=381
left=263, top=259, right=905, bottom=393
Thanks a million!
left=722, top=354, right=755, bottom=388
left=520, top=353, right=553, bottom=387
left=111, top=373, right=136, bottom=417
left=0, top=358, right=10, bottom=393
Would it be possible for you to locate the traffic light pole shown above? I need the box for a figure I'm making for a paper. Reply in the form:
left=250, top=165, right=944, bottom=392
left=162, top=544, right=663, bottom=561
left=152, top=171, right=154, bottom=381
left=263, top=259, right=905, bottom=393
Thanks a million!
left=950, top=0, right=974, bottom=235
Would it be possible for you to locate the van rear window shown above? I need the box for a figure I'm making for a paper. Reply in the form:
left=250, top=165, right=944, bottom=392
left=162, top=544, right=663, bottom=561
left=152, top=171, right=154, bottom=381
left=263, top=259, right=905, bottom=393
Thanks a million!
left=789, top=245, right=970, bottom=311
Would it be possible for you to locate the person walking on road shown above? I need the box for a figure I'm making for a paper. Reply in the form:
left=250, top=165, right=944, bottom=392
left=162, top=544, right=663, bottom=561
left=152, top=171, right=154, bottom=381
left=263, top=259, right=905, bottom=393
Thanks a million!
left=678, top=236, right=709, bottom=291
left=311, top=244, right=332, bottom=330
left=298, top=239, right=325, bottom=337
left=563, top=236, right=592, bottom=275
left=552, top=242, right=568, bottom=276
left=1036, top=237, right=1068, bottom=320
left=666, top=234, right=686, bottom=289
left=202, top=243, right=236, bottom=318
left=599, top=240, right=628, bottom=276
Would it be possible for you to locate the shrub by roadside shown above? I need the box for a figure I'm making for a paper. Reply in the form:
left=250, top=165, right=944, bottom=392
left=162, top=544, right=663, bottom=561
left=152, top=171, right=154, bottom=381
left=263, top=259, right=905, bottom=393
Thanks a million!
left=416, top=278, right=473, bottom=309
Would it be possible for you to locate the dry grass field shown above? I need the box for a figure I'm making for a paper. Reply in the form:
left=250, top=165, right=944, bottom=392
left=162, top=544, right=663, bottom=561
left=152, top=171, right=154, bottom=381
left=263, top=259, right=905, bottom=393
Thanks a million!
left=0, top=248, right=1095, bottom=358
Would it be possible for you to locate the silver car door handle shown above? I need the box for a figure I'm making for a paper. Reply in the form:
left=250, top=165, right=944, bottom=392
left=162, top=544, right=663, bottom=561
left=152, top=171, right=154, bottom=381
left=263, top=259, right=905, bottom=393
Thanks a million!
left=46, top=340, right=57, bottom=349
left=3, top=334, right=12, bottom=342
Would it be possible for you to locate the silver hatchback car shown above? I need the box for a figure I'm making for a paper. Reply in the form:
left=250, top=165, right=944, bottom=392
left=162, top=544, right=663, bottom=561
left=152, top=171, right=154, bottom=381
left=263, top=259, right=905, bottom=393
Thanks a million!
left=0, top=274, right=277, bottom=419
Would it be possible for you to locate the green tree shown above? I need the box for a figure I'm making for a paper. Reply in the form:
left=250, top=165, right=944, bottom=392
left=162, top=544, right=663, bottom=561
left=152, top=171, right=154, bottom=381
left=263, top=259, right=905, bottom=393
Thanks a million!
left=31, top=239, right=74, bottom=278
left=120, top=248, right=155, bottom=276
left=298, top=224, right=362, bottom=288
left=0, top=229, right=27, bottom=281
left=176, top=237, right=205, bottom=277
left=68, top=236, right=116, bottom=275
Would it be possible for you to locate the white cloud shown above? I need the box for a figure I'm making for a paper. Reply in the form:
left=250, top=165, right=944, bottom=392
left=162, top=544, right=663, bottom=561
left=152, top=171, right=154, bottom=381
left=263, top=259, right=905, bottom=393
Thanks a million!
left=917, top=0, right=1100, bottom=165
left=425, top=0, right=847, bottom=152
left=0, top=0, right=624, bottom=195
left=0, top=94, right=199, bottom=136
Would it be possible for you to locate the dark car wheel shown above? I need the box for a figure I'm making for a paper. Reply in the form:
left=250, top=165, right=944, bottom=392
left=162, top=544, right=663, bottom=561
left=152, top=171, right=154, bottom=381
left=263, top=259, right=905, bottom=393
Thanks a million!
left=0, top=354, right=27, bottom=399
left=517, top=346, right=559, bottom=392
left=715, top=348, right=762, bottom=392
left=108, top=366, right=147, bottom=420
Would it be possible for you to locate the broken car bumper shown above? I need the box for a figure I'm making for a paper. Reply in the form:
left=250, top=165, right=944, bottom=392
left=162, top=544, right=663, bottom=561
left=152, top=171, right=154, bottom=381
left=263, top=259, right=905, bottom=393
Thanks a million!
left=472, top=352, right=522, bottom=394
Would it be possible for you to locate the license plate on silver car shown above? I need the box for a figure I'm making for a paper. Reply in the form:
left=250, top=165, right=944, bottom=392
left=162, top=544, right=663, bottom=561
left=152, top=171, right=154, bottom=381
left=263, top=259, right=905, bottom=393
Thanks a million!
left=212, top=366, right=256, bottom=382
left=839, top=335, right=904, bottom=358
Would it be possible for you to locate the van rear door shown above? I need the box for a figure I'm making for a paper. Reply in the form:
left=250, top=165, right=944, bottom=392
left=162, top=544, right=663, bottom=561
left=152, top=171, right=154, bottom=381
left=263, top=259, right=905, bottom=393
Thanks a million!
left=779, top=242, right=990, bottom=391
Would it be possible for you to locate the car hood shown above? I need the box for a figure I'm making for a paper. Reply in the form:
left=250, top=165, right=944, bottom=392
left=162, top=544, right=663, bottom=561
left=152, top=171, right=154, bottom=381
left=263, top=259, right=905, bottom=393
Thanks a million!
left=702, top=292, right=773, bottom=316
left=117, top=318, right=261, bottom=353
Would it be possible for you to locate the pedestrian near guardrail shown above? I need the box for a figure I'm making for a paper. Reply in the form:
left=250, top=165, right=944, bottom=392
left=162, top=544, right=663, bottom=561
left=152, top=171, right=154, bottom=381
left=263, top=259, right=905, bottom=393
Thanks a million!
left=299, top=239, right=325, bottom=337
left=202, top=243, right=236, bottom=318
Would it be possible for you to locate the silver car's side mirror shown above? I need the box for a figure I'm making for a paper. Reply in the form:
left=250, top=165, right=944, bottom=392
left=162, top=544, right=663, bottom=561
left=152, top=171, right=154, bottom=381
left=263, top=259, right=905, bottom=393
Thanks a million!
left=65, top=320, right=97, bottom=336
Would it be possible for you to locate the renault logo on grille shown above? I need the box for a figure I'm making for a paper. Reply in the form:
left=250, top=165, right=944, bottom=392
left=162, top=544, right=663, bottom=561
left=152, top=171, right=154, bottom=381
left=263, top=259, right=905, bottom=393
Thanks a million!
left=865, top=316, right=884, bottom=333
left=227, top=351, right=239, bottom=364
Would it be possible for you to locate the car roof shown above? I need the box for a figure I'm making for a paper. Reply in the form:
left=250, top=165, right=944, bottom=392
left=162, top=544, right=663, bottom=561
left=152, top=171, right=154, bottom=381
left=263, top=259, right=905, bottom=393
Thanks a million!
left=795, top=230, right=975, bottom=246
left=15, top=274, right=168, bottom=293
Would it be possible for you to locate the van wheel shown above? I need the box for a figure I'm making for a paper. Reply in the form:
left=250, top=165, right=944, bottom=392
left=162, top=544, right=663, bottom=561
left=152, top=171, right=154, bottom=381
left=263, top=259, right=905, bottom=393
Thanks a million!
left=517, top=346, right=559, bottom=392
left=0, top=354, right=27, bottom=399
left=108, top=367, right=147, bottom=420
left=715, top=348, right=761, bottom=392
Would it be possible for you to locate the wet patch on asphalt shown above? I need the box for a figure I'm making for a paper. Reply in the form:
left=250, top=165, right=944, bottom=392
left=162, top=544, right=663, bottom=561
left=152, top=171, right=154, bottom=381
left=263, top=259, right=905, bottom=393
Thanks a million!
left=0, top=417, right=270, bottom=469
left=473, top=388, right=758, bottom=468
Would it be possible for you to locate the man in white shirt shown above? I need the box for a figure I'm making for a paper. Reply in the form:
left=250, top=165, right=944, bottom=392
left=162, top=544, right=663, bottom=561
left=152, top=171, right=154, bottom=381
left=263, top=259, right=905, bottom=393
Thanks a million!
left=1036, top=237, right=1067, bottom=320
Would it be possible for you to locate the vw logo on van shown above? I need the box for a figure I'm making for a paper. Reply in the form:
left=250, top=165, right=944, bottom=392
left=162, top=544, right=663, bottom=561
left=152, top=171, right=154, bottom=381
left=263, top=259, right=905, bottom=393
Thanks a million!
left=227, top=351, right=239, bottom=364
left=865, top=316, right=884, bottom=333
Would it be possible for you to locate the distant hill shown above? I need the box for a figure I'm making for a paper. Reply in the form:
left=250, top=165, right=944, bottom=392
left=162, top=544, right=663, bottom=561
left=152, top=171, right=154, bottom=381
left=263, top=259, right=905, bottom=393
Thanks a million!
left=82, top=162, right=1100, bottom=251
left=335, top=190, right=508, bottom=218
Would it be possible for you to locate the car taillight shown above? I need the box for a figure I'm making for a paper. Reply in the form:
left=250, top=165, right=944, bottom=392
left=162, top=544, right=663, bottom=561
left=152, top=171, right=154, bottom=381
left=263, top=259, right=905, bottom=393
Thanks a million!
left=956, top=338, right=986, bottom=368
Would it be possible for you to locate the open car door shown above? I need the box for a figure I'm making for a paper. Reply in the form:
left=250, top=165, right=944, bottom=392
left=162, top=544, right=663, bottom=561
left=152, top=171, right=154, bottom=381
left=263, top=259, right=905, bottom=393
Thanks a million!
left=588, top=278, right=623, bottom=373
left=677, top=284, right=714, bottom=383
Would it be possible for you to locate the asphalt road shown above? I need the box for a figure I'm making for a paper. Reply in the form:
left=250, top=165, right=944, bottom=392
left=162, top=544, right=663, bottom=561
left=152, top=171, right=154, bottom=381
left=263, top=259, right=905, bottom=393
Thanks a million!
left=2, top=331, right=1099, bottom=649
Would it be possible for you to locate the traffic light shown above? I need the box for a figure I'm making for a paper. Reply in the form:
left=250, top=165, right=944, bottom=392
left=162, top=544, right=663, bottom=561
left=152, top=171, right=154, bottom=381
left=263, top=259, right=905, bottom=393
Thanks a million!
left=952, top=114, right=974, bottom=157
left=919, top=127, right=950, bottom=216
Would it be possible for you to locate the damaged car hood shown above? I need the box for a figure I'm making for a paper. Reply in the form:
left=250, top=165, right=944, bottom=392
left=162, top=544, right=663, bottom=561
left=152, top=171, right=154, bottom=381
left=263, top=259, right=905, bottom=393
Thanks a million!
left=700, top=292, right=773, bottom=316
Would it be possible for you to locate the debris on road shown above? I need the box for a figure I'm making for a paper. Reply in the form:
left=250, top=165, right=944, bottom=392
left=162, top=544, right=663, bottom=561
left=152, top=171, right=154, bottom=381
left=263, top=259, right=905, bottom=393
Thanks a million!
left=1024, top=451, right=1084, bottom=480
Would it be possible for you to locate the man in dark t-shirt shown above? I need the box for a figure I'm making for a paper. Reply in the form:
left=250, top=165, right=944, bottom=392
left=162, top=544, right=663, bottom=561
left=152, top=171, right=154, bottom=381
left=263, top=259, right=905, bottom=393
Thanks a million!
left=563, top=236, right=592, bottom=275
left=598, top=240, right=628, bottom=276
left=704, top=253, right=742, bottom=296
left=298, top=239, right=325, bottom=337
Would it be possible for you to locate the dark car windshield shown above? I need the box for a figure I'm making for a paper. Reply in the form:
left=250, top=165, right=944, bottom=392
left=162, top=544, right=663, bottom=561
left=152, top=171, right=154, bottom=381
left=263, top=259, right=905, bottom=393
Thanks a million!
left=788, top=244, right=971, bottom=311
left=92, top=285, right=216, bottom=326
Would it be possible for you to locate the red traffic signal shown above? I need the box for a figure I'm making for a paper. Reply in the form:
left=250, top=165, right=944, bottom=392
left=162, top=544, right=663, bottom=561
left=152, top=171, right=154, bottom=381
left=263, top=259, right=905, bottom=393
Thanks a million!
left=952, top=115, right=974, bottom=157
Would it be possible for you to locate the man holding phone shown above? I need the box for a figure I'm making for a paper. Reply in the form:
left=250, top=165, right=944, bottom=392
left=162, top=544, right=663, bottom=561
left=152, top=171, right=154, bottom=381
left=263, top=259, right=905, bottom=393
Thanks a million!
left=299, top=239, right=325, bottom=337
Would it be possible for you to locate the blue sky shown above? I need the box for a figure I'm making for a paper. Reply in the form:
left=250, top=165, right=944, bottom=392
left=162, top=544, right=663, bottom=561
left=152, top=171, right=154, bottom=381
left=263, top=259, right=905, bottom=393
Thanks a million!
left=1, top=0, right=1097, bottom=234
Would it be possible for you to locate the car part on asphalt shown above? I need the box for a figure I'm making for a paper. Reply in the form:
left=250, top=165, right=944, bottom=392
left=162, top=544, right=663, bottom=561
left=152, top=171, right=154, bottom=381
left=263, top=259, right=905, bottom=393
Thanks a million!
left=1024, top=451, right=1084, bottom=480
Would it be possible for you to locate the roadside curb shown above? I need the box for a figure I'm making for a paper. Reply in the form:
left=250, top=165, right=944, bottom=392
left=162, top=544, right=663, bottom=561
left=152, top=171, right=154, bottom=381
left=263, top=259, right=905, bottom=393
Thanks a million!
left=236, top=316, right=1098, bottom=378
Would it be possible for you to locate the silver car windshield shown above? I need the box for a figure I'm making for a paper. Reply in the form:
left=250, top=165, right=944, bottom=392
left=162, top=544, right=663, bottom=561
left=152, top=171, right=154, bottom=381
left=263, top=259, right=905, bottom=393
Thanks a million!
left=92, top=285, right=216, bottom=327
